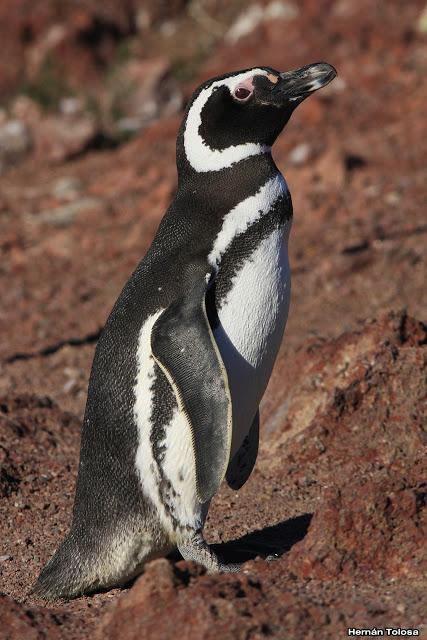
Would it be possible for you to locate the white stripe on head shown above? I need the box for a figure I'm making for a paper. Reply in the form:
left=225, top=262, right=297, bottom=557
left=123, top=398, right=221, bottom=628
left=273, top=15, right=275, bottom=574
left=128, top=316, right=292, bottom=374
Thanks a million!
left=208, top=173, right=288, bottom=268
left=184, top=69, right=270, bottom=173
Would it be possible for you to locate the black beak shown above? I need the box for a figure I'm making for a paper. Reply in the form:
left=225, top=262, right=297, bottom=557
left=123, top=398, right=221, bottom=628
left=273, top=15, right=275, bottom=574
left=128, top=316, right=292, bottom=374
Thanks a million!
left=278, top=62, right=337, bottom=101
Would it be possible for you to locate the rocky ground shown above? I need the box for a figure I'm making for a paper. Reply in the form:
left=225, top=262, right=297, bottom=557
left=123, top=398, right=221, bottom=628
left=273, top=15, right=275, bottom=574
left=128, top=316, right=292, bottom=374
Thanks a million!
left=1, top=1, right=426, bottom=638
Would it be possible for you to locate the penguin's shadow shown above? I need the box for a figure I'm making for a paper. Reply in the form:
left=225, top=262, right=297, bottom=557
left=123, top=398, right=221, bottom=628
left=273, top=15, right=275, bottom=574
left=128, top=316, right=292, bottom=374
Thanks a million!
left=169, top=513, right=312, bottom=566
left=117, top=514, right=312, bottom=594
left=211, top=513, right=312, bottom=563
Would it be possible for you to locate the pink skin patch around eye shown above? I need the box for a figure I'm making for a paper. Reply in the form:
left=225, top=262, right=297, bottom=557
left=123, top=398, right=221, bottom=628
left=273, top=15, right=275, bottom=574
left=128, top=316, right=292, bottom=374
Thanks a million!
left=234, top=77, right=255, bottom=95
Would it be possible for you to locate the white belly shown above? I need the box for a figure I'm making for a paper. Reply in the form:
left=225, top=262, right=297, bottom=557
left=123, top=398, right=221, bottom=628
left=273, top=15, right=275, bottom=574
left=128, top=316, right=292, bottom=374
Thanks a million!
left=214, top=226, right=291, bottom=457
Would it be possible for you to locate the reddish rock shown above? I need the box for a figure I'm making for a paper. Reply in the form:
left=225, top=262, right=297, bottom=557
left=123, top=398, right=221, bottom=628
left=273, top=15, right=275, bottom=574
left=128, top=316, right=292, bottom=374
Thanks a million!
left=0, top=1, right=193, bottom=98
left=287, top=475, right=427, bottom=581
left=0, top=1, right=426, bottom=639
left=261, top=311, right=427, bottom=583
left=32, top=113, right=98, bottom=163
left=0, top=595, right=63, bottom=640
left=0, top=1, right=123, bottom=97
left=96, top=560, right=178, bottom=640
left=108, top=58, right=182, bottom=131
left=98, top=561, right=426, bottom=640
left=0, top=394, right=81, bottom=600
left=0, top=120, right=32, bottom=171
left=264, top=311, right=426, bottom=441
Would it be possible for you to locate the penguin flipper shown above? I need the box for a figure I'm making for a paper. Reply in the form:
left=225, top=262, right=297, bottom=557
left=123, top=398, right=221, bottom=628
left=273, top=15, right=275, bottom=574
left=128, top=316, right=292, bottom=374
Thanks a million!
left=151, top=269, right=232, bottom=504
left=226, top=410, right=259, bottom=490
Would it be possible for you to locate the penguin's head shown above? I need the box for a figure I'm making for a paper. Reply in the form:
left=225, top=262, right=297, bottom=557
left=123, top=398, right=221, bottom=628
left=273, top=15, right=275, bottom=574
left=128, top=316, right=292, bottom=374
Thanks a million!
left=179, top=62, right=336, bottom=173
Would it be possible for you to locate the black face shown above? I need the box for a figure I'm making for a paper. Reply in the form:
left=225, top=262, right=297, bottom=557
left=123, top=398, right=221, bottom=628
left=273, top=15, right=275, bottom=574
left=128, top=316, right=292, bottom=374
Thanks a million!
left=197, top=62, right=337, bottom=151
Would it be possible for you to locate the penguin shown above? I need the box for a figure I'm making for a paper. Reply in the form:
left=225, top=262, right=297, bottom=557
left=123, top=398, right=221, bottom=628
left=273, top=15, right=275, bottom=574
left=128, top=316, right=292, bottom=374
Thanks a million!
left=32, top=62, right=336, bottom=600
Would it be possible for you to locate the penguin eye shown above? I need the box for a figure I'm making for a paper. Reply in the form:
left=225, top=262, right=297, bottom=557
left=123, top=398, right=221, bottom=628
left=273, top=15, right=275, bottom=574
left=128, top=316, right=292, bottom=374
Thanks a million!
left=233, top=86, right=253, bottom=102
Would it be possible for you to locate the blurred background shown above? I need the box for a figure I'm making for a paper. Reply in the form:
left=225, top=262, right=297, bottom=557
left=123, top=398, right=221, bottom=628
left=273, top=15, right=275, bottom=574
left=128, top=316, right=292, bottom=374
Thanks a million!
left=0, top=2, right=426, bottom=638
left=0, top=0, right=425, bottom=407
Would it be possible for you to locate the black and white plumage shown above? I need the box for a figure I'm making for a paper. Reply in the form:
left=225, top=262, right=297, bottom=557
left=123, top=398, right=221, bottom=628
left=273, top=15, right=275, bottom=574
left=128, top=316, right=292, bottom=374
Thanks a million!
left=33, top=62, right=336, bottom=600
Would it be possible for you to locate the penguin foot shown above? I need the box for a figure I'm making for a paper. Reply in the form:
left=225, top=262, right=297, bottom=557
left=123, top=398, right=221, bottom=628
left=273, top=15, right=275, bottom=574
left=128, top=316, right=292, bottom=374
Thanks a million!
left=178, top=531, right=241, bottom=574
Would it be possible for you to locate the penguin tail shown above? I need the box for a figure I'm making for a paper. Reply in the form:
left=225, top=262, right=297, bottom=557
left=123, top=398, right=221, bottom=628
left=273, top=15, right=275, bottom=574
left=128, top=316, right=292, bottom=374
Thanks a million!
left=30, top=534, right=95, bottom=602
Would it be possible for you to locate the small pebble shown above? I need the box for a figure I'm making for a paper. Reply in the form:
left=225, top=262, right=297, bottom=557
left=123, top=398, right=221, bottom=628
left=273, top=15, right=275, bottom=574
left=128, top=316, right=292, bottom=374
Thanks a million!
left=288, top=142, right=311, bottom=166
